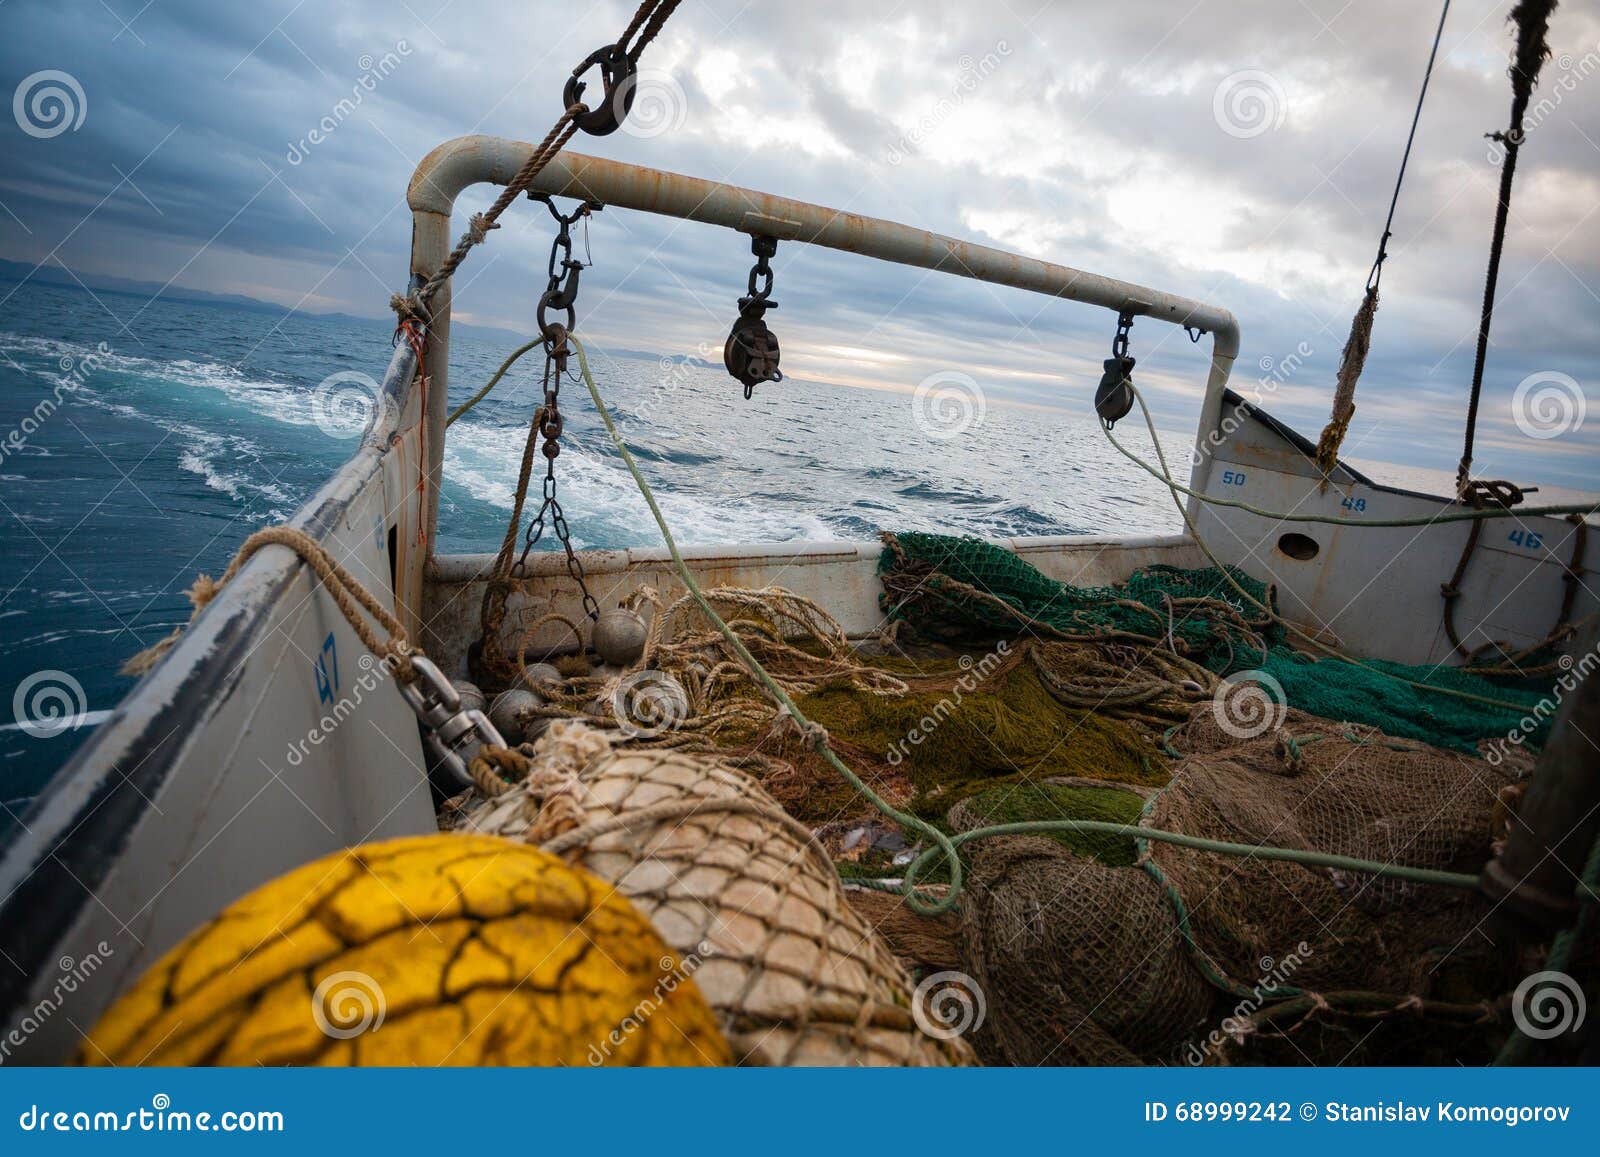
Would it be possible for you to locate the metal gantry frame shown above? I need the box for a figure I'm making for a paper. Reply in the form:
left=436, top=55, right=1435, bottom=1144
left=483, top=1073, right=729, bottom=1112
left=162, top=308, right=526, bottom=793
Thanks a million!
left=398, top=134, right=1241, bottom=550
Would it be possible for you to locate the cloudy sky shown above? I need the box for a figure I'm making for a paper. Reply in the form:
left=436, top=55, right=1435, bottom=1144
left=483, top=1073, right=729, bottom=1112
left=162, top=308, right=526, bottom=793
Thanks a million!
left=2, top=0, right=1597, bottom=487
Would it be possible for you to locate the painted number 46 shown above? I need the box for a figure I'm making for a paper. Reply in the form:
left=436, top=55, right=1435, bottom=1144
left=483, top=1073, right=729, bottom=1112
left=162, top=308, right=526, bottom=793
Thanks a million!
left=1508, top=529, right=1543, bottom=550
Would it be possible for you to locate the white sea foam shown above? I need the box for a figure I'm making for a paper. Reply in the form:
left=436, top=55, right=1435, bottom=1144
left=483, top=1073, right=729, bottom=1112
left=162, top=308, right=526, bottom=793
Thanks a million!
left=443, top=418, right=840, bottom=547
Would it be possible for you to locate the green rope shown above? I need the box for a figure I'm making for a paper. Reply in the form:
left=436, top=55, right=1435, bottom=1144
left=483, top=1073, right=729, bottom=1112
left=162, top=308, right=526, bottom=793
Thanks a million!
left=567, top=336, right=963, bottom=916
left=1105, top=382, right=1555, bottom=714
left=565, top=334, right=1486, bottom=917
left=446, top=338, right=541, bottom=427
left=1103, top=401, right=1596, bottom=527
left=1494, top=825, right=1600, bottom=1066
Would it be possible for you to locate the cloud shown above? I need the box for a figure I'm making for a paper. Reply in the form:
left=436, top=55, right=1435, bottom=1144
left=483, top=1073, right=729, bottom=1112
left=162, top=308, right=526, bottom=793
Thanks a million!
left=1, top=0, right=1597, bottom=486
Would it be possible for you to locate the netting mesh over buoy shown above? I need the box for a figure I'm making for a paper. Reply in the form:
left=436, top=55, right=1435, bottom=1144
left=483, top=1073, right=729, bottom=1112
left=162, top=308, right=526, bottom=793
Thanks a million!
left=451, top=723, right=972, bottom=1066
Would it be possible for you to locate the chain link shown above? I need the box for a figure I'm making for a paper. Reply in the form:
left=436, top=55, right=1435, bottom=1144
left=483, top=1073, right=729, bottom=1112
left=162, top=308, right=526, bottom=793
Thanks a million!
left=514, top=198, right=605, bottom=620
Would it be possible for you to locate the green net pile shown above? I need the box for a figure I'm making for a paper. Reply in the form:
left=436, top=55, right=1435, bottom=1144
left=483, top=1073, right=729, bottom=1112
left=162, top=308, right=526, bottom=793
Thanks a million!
left=879, top=530, right=1278, bottom=663
left=879, top=531, right=1554, bottom=753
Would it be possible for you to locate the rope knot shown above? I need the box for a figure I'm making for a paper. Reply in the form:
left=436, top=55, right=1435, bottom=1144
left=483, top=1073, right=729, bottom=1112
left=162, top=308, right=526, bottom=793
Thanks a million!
left=389, top=292, right=431, bottom=326
left=798, top=720, right=830, bottom=748
left=466, top=213, right=500, bottom=245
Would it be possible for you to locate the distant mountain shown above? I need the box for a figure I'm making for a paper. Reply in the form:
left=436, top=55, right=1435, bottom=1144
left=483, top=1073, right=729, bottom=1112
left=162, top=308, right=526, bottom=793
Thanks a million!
left=0, top=258, right=527, bottom=345
left=0, top=260, right=735, bottom=368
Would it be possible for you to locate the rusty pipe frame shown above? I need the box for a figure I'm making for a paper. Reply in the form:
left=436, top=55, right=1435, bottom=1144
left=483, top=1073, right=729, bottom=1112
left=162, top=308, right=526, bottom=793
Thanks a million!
left=407, top=134, right=1241, bottom=542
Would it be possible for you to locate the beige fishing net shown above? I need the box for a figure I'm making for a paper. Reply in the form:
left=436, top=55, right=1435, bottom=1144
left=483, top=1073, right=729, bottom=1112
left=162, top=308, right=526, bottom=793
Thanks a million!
left=450, top=723, right=972, bottom=1067
left=950, top=706, right=1525, bottom=1066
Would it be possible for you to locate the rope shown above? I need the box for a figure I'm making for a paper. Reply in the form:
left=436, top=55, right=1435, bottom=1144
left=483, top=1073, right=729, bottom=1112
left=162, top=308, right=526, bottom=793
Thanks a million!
left=564, top=333, right=1491, bottom=916
left=540, top=794, right=824, bottom=860
left=1104, top=409, right=1596, bottom=528
left=121, top=526, right=416, bottom=681
left=389, top=0, right=684, bottom=324
left=1313, top=0, right=1450, bottom=481
left=394, top=114, right=582, bottom=322
left=1105, top=383, right=1562, bottom=713
left=446, top=338, right=540, bottom=427
left=1458, top=0, right=1560, bottom=491
left=1495, top=821, right=1600, bottom=1065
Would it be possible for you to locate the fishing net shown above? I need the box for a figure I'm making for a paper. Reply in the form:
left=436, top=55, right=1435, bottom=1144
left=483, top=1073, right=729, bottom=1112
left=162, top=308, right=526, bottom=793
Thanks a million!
left=953, top=705, right=1524, bottom=1066
left=449, top=723, right=971, bottom=1067
left=879, top=530, right=1276, bottom=660
left=879, top=531, right=1556, bottom=753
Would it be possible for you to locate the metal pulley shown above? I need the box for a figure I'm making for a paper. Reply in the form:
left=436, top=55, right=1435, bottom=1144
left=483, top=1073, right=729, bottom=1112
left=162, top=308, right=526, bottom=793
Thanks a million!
left=1095, top=308, right=1138, bottom=427
left=725, top=235, right=783, bottom=399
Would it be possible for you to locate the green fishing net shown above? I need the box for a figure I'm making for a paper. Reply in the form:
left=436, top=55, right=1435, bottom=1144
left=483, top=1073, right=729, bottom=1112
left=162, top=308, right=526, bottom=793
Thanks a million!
left=878, top=531, right=1553, bottom=753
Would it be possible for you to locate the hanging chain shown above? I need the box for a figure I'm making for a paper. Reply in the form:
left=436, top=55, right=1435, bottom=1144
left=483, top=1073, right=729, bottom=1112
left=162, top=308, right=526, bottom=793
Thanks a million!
left=724, top=234, right=784, bottom=399
left=514, top=196, right=604, bottom=621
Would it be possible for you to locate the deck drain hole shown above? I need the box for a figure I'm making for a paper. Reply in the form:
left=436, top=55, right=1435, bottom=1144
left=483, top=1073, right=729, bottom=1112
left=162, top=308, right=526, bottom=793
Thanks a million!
left=1277, top=532, right=1320, bottom=561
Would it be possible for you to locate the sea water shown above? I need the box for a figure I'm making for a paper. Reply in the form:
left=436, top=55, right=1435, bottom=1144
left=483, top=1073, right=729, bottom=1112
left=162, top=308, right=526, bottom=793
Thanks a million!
left=0, top=278, right=1194, bottom=826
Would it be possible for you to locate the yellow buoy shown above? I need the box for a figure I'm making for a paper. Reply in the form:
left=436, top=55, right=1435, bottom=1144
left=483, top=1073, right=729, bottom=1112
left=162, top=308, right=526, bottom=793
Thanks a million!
left=79, top=834, right=730, bottom=1066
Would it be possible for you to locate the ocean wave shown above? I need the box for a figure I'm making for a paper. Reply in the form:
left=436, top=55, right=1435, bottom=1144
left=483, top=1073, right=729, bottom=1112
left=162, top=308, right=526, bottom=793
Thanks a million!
left=443, top=418, right=840, bottom=547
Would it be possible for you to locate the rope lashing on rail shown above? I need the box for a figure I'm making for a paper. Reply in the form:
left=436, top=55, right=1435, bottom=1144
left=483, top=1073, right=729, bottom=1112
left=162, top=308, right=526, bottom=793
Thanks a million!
left=120, top=526, right=418, bottom=681
left=562, top=334, right=1492, bottom=919
left=1457, top=0, right=1559, bottom=493
left=1313, top=0, right=1450, bottom=483
left=388, top=0, right=683, bottom=328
